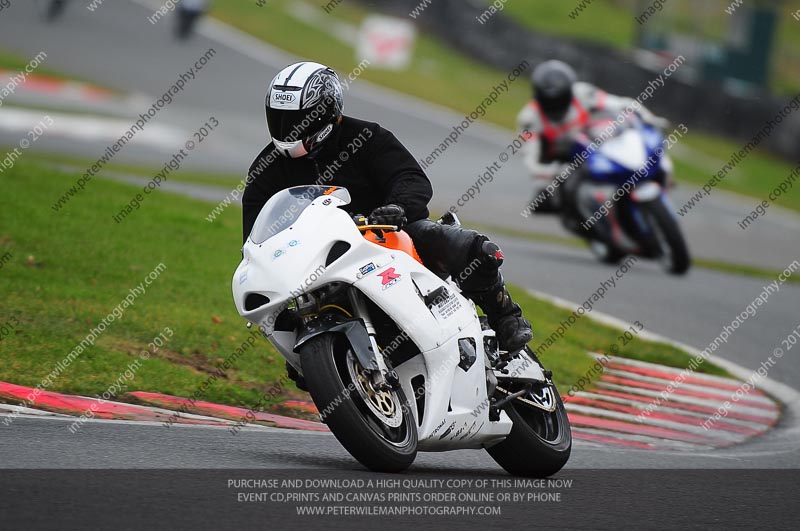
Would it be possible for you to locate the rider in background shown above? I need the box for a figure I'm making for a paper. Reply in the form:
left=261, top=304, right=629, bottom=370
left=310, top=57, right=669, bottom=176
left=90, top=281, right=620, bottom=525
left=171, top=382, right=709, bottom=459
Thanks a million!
left=175, top=0, right=210, bottom=39
left=45, top=0, right=68, bottom=22
left=517, top=60, right=669, bottom=234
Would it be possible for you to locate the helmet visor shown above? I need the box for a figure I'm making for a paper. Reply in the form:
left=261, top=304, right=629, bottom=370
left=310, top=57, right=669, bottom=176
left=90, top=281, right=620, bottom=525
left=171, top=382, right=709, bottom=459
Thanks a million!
left=267, top=106, right=321, bottom=143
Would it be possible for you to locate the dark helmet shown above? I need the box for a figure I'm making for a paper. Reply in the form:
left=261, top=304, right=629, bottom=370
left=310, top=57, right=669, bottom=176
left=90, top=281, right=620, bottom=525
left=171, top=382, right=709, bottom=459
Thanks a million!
left=531, top=60, right=577, bottom=121
left=266, top=61, right=344, bottom=158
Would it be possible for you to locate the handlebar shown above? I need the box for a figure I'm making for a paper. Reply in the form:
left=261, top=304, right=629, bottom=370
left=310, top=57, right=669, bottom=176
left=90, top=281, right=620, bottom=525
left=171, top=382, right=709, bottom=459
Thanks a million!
left=357, top=224, right=399, bottom=232
left=352, top=215, right=399, bottom=233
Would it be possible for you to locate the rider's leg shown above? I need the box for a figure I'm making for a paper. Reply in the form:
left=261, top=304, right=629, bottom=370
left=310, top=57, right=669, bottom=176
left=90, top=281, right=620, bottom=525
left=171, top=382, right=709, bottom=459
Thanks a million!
left=405, top=220, right=533, bottom=353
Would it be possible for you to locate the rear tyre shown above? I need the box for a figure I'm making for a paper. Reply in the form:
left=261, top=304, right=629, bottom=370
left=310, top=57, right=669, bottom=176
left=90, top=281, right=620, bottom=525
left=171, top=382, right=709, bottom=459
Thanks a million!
left=643, top=199, right=691, bottom=275
left=300, top=334, right=417, bottom=473
left=486, top=385, right=571, bottom=477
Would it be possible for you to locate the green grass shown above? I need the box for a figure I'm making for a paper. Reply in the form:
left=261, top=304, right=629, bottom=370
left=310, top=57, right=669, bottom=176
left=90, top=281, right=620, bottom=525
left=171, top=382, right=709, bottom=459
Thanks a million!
left=0, top=161, right=287, bottom=408
left=675, top=132, right=800, bottom=213
left=0, top=162, right=727, bottom=406
left=503, top=0, right=635, bottom=49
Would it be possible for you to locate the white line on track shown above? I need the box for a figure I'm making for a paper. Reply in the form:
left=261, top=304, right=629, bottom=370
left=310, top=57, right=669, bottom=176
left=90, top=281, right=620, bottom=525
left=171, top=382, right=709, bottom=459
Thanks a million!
left=0, top=107, right=184, bottom=147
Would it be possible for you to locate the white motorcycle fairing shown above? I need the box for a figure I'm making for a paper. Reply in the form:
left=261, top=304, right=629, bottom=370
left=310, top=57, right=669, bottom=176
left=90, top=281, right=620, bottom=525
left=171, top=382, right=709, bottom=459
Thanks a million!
left=232, top=186, right=550, bottom=452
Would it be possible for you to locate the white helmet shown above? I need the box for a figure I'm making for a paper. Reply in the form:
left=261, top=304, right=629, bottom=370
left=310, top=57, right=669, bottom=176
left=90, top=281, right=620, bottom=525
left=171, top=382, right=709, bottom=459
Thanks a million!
left=266, top=62, right=344, bottom=158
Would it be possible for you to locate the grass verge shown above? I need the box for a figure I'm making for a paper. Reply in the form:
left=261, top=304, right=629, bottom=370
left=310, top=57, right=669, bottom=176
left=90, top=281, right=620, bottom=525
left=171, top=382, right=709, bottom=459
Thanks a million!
left=0, top=162, right=726, bottom=409
left=0, top=160, right=287, bottom=408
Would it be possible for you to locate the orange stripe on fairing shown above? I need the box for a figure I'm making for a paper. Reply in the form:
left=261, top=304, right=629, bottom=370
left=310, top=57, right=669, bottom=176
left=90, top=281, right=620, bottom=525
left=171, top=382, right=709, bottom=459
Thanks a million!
left=363, top=229, right=422, bottom=264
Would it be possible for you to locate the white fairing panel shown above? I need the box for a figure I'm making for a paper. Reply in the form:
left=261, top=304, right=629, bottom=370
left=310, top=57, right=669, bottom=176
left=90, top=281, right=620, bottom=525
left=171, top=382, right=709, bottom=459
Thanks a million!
left=599, top=128, right=647, bottom=170
left=630, top=181, right=662, bottom=202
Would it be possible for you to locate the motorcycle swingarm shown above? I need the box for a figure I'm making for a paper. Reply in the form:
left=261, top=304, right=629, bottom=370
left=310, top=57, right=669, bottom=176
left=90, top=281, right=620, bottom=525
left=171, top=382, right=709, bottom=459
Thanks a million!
left=294, top=313, right=379, bottom=371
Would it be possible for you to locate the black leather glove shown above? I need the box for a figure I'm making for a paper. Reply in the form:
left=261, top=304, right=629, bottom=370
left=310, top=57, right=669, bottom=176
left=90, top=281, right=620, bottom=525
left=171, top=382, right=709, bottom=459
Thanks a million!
left=369, top=204, right=407, bottom=229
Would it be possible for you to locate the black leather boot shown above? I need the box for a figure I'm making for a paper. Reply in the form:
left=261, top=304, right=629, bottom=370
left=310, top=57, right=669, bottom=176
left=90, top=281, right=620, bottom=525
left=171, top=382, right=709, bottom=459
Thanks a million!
left=471, top=282, right=533, bottom=354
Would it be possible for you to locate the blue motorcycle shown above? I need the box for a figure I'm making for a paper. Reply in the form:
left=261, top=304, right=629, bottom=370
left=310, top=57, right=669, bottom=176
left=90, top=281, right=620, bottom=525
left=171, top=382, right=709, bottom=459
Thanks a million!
left=568, top=114, right=690, bottom=275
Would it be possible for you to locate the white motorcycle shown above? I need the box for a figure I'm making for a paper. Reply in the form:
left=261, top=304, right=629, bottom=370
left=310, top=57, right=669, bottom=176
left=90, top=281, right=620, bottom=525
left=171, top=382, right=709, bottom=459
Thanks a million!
left=232, top=185, right=571, bottom=476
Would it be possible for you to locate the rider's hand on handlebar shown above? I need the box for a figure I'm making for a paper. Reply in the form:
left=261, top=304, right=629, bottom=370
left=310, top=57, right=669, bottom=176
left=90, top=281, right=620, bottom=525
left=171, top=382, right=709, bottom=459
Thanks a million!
left=648, top=116, right=670, bottom=131
left=369, top=204, right=407, bottom=230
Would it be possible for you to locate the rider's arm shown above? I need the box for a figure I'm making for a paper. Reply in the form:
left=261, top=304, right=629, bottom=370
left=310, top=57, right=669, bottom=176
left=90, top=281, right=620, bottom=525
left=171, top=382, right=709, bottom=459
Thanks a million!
left=516, top=104, right=561, bottom=181
left=584, top=83, right=668, bottom=129
left=365, top=125, right=433, bottom=223
left=242, top=146, right=282, bottom=244
left=606, top=93, right=667, bottom=128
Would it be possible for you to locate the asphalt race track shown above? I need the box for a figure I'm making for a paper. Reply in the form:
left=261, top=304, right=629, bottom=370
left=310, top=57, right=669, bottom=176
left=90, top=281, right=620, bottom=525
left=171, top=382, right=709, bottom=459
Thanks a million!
left=1, top=0, right=799, bottom=479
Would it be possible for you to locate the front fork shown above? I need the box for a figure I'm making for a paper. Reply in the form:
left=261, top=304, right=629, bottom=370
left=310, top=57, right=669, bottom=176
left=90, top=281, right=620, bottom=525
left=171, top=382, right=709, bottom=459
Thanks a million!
left=347, top=288, right=397, bottom=390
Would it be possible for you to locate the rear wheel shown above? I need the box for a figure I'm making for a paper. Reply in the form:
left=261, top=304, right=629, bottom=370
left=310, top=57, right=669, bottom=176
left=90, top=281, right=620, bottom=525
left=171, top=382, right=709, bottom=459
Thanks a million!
left=486, top=384, right=571, bottom=477
left=300, top=334, right=417, bottom=473
left=642, top=199, right=690, bottom=275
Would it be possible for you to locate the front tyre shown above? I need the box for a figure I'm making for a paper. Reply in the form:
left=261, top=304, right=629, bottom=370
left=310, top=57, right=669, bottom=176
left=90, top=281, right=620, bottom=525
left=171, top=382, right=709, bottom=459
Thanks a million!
left=299, top=334, right=417, bottom=473
left=643, top=199, right=691, bottom=275
left=486, top=385, right=571, bottom=477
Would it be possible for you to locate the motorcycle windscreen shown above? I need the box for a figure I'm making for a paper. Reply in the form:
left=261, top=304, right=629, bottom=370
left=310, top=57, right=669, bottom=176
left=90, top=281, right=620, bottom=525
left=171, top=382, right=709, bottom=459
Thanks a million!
left=249, top=185, right=351, bottom=244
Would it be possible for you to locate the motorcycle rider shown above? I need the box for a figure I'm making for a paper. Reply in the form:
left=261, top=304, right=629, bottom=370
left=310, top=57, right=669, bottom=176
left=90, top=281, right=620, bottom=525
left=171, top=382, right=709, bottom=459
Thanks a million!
left=243, top=62, right=533, bottom=387
left=175, top=0, right=210, bottom=39
left=44, top=0, right=68, bottom=22
left=518, top=60, right=668, bottom=234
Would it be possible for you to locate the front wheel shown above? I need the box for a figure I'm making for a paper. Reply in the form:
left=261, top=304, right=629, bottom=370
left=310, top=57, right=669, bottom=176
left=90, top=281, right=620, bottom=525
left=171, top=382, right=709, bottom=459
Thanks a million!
left=642, top=199, right=691, bottom=275
left=299, top=334, right=417, bottom=473
left=486, top=384, right=571, bottom=477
